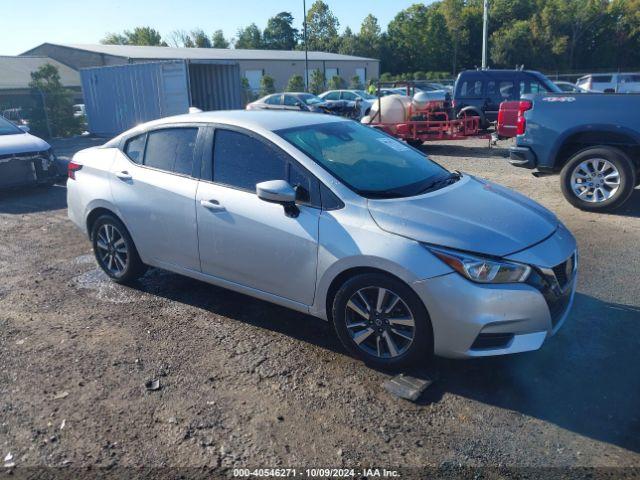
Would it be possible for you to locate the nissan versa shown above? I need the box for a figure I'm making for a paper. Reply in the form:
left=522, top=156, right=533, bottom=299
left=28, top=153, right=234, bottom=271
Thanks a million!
left=67, top=111, right=577, bottom=368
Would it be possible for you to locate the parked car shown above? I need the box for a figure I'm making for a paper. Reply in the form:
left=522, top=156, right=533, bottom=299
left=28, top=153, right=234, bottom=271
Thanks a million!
left=509, top=92, right=640, bottom=210
left=73, top=104, right=86, bottom=118
left=67, top=110, right=577, bottom=368
left=246, top=92, right=354, bottom=116
left=576, top=73, right=640, bottom=93
left=0, top=116, right=61, bottom=189
left=553, top=81, right=587, bottom=93
left=2, top=107, right=29, bottom=127
left=453, top=69, right=561, bottom=128
left=318, top=89, right=375, bottom=117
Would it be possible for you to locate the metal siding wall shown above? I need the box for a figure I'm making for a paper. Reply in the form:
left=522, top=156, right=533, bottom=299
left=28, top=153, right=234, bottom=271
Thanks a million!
left=188, top=63, right=242, bottom=111
left=80, top=61, right=189, bottom=137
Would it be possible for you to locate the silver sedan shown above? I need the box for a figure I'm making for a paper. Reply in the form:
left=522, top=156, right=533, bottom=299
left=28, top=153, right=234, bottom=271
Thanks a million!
left=67, top=111, right=577, bottom=368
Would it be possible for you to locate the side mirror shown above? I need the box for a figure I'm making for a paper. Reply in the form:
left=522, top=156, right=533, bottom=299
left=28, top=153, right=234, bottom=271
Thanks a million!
left=19, top=125, right=30, bottom=133
left=256, top=180, right=299, bottom=217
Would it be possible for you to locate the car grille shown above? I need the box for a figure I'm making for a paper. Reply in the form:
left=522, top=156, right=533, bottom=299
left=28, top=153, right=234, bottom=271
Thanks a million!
left=552, top=253, right=575, bottom=291
left=527, top=252, right=577, bottom=328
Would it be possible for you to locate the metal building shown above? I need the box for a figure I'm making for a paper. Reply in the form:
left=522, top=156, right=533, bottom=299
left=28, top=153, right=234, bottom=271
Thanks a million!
left=22, top=43, right=380, bottom=93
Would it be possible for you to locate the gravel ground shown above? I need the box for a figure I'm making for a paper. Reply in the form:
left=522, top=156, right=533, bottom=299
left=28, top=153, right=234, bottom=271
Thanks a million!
left=0, top=136, right=639, bottom=476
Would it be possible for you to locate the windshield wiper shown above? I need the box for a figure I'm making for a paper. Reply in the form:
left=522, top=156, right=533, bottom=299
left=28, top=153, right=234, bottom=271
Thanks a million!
left=415, top=171, right=462, bottom=195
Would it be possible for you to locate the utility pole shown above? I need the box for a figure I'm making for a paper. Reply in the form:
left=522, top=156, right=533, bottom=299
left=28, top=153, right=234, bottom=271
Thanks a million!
left=482, top=0, right=489, bottom=69
left=303, top=0, right=309, bottom=91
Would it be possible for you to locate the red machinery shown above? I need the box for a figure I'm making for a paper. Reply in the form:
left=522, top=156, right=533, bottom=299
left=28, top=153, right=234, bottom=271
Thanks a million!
left=367, top=82, right=490, bottom=144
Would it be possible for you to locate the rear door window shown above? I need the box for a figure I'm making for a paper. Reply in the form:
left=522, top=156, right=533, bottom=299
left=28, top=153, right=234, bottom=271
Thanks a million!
left=486, top=80, right=515, bottom=100
left=323, top=91, right=340, bottom=100
left=592, top=75, right=612, bottom=84
left=144, top=128, right=198, bottom=176
left=458, top=79, right=483, bottom=97
left=265, top=95, right=282, bottom=105
left=342, top=91, right=358, bottom=101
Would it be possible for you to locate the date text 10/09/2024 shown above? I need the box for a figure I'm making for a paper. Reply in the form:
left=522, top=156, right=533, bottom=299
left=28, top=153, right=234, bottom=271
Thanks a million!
left=233, top=468, right=401, bottom=477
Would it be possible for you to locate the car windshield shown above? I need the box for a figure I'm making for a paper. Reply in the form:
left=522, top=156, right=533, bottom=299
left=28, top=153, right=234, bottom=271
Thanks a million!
left=355, top=90, right=376, bottom=100
left=277, top=121, right=451, bottom=198
left=0, top=115, right=22, bottom=135
left=298, top=94, right=324, bottom=106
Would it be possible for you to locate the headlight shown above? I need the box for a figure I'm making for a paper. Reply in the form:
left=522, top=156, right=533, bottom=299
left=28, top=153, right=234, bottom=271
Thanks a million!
left=426, top=246, right=531, bottom=284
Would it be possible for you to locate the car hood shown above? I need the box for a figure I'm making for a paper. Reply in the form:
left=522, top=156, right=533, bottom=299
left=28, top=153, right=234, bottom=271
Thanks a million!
left=367, top=175, right=558, bottom=257
left=0, top=132, right=50, bottom=156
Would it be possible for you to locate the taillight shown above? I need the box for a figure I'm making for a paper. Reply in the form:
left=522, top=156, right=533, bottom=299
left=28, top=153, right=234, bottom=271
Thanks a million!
left=68, top=161, right=82, bottom=180
left=516, top=100, right=533, bottom=135
left=497, top=108, right=504, bottom=126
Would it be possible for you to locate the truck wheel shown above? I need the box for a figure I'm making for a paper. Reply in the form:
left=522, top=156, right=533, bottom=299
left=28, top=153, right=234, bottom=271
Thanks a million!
left=560, top=146, right=636, bottom=211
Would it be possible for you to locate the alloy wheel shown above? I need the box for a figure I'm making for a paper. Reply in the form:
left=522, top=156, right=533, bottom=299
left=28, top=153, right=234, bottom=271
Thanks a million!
left=344, top=287, right=415, bottom=359
left=95, top=223, right=128, bottom=277
left=570, top=158, right=620, bottom=203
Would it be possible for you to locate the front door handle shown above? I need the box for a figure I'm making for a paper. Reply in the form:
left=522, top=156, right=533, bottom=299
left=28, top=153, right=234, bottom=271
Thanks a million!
left=200, top=199, right=225, bottom=212
left=115, top=171, right=132, bottom=180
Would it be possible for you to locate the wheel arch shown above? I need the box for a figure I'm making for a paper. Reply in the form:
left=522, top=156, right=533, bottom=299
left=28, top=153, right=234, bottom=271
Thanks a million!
left=552, top=126, right=640, bottom=171
left=322, top=266, right=429, bottom=325
left=85, top=203, right=127, bottom=240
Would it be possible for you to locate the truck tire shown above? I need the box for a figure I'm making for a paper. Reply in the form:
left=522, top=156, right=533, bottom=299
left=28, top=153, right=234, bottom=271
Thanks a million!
left=560, top=146, right=636, bottom=211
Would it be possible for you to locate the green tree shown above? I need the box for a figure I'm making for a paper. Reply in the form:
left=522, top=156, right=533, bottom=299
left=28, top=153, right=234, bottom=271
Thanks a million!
left=286, top=74, right=306, bottom=92
left=305, top=0, right=340, bottom=52
left=491, top=20, right=536, bottom=68
left=212, top=30, right=230, bottom=48
left=349, top=75, right=363, bottom=90
left=309, top=69, right=326, bottom=94
left=28, top=64, right=81, bottom=138
left=358, top=14, right=382, bottom=59
left=101, top=26, right=167, bottom=46
left=263, top=12, right=298, bottom=50
left=259, top=75, right=276, bottom=97
left=440, top=0, right=466, bottom=74
left=190, top=29, right=212, bottom=48
left=385, top=4, right=451, bottom=74
left=338, top=27, right=359, bottom=55
left=328, top=75, right=346, bottom=90
left=235, top=24, right=263, bottom=49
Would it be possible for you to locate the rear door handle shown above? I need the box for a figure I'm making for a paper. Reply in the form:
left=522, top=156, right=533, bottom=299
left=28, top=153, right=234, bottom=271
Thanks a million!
left=200, top=199, right=225, bottom=212
left=115, top=171, right=132, bottom=180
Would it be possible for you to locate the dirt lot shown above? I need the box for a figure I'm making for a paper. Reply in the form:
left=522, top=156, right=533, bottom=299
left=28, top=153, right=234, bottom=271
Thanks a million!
left=1, top=136, right=639, bottom=476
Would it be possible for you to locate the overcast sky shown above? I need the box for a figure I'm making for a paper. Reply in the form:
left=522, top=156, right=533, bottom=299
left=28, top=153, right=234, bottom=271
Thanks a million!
left=1, top=0, right=426, bottom=55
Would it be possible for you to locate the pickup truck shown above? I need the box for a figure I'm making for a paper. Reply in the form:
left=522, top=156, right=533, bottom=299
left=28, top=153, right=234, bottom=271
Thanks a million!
left=509, top=93, right=640, bottom=211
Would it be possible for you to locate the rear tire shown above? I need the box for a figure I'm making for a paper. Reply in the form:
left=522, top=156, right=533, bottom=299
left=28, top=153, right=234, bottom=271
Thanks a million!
left=332, top=273, right=433, bottom=370
left=560, top=146, right=636, bottom=211
left=91, top=214, right=147, bottom=284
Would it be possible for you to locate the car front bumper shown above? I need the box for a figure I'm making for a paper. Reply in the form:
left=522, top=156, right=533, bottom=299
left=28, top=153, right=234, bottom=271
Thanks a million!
left=413, top=228, right=577, bottom=359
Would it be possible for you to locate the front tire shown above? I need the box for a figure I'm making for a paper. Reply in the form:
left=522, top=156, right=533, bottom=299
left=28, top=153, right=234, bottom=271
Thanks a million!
left=332, top=273, right=433, bottom=369
left=560, top=146, right=636, bottom=211
left=91, top=214, right=146, bottom=284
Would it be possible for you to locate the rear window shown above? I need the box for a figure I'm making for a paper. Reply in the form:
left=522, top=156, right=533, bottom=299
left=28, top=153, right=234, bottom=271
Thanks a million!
left=592, top=75, right=612, bottom=83
left=458, top=79, right=483, bottom=97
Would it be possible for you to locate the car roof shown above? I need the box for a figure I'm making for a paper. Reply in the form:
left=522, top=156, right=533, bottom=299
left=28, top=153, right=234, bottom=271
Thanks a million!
left=133, top=110, right=349, bottom=133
